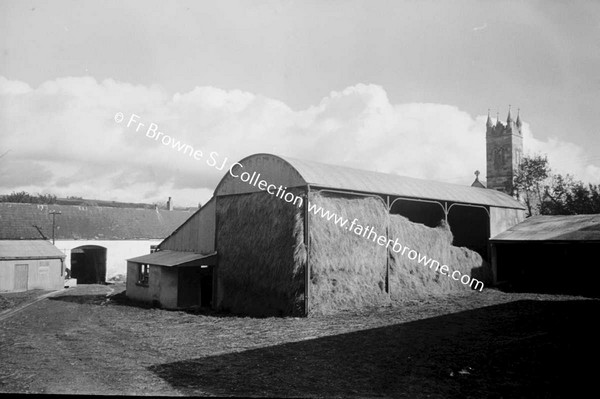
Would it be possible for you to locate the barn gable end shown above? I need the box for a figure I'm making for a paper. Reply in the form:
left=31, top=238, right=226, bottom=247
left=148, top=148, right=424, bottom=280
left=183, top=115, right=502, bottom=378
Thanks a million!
left=215, top=189, right=306, bottom=316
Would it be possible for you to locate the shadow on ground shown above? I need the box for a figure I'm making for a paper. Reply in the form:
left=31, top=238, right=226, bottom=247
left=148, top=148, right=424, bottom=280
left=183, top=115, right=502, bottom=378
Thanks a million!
left=497, top=282, right=600, bottom=299
left=48, top=288, right=230, bottom=318
left=48, top=284, right=121, bottom=306
left=149, top=300, right=600, bottom=398
left=48, top=294, right=108, bottom=305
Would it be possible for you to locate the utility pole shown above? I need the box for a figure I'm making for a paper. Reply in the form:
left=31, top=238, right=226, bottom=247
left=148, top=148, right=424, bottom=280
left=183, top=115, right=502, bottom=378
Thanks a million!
left=49, top=210, right=61, bottom=244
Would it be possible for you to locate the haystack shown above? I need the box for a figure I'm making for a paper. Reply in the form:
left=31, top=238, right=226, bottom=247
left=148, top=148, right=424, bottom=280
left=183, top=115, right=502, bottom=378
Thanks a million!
left=216, top=189, right=306, bottom=316
left=308, top=193, right=390, bottom=314
left=308, top=193, right=490, bottom=315
left=216, top=189, right=490, bottom=316
left=388, top=214, right=489, bottom=301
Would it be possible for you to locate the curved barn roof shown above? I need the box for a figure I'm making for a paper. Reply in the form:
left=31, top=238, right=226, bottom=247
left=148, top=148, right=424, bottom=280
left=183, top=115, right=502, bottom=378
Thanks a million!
left=215, top=153, right=525, bottom=209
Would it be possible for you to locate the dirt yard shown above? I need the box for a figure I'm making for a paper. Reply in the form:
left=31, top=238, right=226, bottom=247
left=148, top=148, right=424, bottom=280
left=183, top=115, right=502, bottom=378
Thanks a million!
left=0, top=284, right=598, bottom=397
left=0, top=289, right=52, bottom=312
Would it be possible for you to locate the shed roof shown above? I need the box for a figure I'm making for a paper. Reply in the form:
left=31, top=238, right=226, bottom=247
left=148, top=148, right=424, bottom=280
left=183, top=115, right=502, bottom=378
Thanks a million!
left=0, top=203, right=192, bottom=240
left=490, top=214, right=600, bottom=242
left=0, top=240, right=66, bottom=260
left=128, top=250, right=217, bottom=267
left=216, top=154, right=525, bottom=209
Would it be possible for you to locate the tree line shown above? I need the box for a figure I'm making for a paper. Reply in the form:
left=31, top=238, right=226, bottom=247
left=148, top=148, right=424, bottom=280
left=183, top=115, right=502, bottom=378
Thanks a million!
left=0, top=191, right=59, bottom=204
left=513, top=154, right=600, bottom=216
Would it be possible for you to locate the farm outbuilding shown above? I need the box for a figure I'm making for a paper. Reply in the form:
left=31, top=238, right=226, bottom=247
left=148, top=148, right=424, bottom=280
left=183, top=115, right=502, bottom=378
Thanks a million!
left=130, top=153, right=525, bottom=315
left=0, top=203, right=191, bottom=282
left=126, top=250, right=217, bottom=309
left=490, top=214, right=600, bottom=297
left=0, top=240, right=66, bottom=292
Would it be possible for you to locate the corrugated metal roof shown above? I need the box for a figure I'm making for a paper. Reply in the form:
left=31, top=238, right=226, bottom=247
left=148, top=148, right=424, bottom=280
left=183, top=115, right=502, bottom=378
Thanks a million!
left=0, top=240, right=66, bottom=259
left=248, top=154, right=524, bottom=209
left=490, top=214, right=600, bottom=242
left=0, top=203, right=192, bottom=240
left=128, top=250, right=217, bottom=267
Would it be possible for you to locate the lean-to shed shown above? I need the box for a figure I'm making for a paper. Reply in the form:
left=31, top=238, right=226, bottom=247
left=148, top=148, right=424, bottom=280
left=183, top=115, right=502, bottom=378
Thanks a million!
left=126, top=250, right=217, bottom=309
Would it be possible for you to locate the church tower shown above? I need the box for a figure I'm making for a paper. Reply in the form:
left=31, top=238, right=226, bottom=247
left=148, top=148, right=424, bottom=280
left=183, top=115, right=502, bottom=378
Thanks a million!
left=486, top=106, right=523, bottom=195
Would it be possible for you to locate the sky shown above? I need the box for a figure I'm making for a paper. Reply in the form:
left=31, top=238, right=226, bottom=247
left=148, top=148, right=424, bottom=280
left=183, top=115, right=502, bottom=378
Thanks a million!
left=1, top=0, right=599, bottom=207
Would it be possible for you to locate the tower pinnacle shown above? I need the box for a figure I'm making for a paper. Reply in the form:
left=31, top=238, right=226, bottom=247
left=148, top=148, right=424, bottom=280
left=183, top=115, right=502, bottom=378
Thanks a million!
left=486, top=104, right=523, bottom=196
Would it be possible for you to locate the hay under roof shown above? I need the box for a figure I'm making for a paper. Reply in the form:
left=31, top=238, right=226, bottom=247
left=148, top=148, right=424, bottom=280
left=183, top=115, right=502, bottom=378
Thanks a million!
left=216, top=153, right=525, bottom=209
left=0, top=203, right=192, bottom=240
left=490, top=214, right=600, bottom=242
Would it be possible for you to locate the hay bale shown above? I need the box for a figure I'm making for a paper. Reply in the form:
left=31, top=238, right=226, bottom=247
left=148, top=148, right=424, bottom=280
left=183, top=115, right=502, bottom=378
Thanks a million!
left=216, top=189, right=306, bottom=317
left=308, top=193, right=390, bottom=315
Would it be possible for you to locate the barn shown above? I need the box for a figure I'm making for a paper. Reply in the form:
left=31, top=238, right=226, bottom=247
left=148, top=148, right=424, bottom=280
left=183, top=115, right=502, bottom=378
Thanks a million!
left=0, top=203, right=191, bottom=283
left=490, top=214, right=600, bottom=297
left=127, top=154, right=525, bottom=315
left=0, top=240, right=66, bottom=292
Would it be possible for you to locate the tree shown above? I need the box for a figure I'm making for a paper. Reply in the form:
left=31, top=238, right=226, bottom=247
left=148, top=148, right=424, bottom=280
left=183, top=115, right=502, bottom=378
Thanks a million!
left=540, top=173, right=572, bottom=215
left=515, top=154, right=600, bottom=215
left=0, top=191, right=32, bottom=203
left=513, top=154, right=551, bottom=216
left=541, top=175, right=600, bottom=215
left=0, top=191, right=57, bottom=204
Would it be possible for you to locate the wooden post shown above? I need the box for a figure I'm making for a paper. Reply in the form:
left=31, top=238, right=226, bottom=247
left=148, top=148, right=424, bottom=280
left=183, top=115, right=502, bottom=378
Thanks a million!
left=303, top=186, right=311, bottom=316
left=491, top=243, right=498, bottom=286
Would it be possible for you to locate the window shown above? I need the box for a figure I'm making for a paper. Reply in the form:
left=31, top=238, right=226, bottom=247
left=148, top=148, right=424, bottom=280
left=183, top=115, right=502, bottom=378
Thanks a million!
left=137, top=264, right=149, bottom=286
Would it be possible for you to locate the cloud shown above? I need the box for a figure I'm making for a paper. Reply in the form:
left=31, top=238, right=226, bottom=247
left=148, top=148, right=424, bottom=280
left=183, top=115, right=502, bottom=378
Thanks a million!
left=522, top=128, right=600, bottom=183
left=1, top=76, right=598, bottom=206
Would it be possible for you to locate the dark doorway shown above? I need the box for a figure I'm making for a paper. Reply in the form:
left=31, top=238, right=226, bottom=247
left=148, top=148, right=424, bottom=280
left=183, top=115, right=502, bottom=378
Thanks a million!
left=71, top=246, right=107, bottom=284
left=178, top=266, right=213, bottom=309
left=447, top=204, right=489, bottom=260
left=200, top=270, right=213, bottom=308
left=496, top=242, right=600, bottom=297
left=390, top=199, right=445, bottom=228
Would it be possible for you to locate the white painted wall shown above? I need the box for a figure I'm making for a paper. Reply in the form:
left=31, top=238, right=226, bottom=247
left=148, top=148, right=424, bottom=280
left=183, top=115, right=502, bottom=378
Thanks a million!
left=0, top=258, right=64, bottom=292
left=55, top=239, right=162, bottom=278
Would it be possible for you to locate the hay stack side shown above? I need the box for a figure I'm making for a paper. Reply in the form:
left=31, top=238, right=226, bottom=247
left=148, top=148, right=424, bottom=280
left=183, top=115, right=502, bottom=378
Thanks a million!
left=308, top=193, right=490, bottom=315
left=308, top=193, right=389, bottom=315
left=216, top=189, right=306, bottom=316
left=388, top=214, right=489, bottom=300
